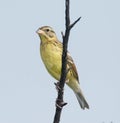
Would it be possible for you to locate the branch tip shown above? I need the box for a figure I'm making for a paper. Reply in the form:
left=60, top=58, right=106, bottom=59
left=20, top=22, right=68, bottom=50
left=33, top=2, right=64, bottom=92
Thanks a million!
left=70, top=17, right=81, bottom=29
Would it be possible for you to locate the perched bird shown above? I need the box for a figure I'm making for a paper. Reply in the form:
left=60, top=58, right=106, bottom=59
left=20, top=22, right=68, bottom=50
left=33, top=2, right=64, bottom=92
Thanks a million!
left=36, top=26, right=89, bottom=109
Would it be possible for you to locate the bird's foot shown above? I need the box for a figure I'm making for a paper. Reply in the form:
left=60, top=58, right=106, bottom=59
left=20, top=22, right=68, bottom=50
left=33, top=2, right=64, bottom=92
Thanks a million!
left=54, top=82, right=63, bottom=91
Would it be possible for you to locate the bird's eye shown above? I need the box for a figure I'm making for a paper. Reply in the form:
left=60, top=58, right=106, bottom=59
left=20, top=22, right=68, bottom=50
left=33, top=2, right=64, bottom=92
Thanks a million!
left=46, top=29, right=50, bottom=32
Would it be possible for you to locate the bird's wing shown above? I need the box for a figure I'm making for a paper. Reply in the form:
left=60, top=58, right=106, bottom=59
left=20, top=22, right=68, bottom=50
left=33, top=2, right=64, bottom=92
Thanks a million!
left=67, top=52, right=79, bottom=83
left=57, top=40, right=79, bottom=83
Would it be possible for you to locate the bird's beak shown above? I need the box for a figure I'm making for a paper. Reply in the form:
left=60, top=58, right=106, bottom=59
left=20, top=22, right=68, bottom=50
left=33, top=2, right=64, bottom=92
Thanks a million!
left=36, top=29, right=44, bottom=34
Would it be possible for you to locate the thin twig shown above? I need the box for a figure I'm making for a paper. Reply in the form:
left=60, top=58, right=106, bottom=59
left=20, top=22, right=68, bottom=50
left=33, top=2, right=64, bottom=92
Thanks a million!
left=70, top=17, right=81, bottom=29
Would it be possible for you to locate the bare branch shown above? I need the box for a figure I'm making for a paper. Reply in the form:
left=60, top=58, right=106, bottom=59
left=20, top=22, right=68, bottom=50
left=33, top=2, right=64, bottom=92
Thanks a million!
left=53, top=0, right=80, bottom=123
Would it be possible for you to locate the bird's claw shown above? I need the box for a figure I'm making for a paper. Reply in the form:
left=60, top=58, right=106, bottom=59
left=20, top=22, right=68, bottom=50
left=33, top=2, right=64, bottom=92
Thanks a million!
left=54, top=82, right=63, bottom=91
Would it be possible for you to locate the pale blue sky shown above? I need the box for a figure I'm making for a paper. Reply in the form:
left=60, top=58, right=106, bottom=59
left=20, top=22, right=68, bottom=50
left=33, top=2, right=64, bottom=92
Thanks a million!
left=0, top=0, right=120, bottom=123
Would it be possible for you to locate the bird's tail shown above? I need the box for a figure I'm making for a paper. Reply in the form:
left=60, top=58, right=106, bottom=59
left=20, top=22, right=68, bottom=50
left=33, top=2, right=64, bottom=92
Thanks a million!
left=74, top=89, right=89, bottom=109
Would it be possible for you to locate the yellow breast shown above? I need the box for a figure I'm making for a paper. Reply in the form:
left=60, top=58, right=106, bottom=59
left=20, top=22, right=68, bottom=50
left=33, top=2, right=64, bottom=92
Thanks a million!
left=40, top=42, right=62, bottom=80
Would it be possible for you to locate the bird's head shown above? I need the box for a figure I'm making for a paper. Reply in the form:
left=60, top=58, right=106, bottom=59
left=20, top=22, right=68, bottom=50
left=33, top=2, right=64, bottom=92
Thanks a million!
left=36, top=26, right=57, bottom=43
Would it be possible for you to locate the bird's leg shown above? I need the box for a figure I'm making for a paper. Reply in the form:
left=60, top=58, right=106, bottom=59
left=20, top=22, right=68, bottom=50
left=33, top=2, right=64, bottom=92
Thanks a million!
left=54, top=66, right=72, bottom=109
left=54, top=82, right=67, bottom=109
left=54, top=82, right=62, bottom=91
left=54, top=66, right=72, bottom=90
